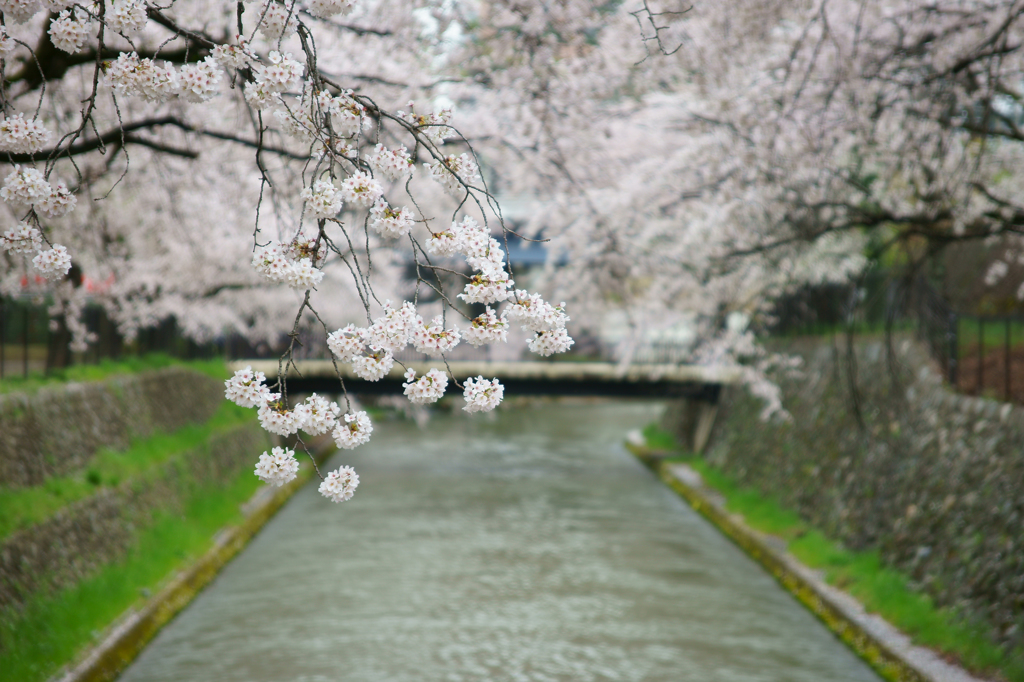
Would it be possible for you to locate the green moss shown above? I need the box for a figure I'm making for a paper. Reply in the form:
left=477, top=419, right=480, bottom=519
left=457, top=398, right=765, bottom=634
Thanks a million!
left=642, top=423, right=1024, bottom=682
left=640, top=422, right=680, bottom=451
left=0, top=400, right=252, bottom=542
left=0, top=354, right=227, bottom=395
left=0, top=470, right=263, bottom=682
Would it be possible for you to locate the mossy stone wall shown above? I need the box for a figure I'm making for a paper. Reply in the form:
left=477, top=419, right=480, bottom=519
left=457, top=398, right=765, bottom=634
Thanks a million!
left=0, top=423, right=270, bottom=615
left=682, top=336, right=1024, bottom=650
left=0, top=368, right=223, bottom=488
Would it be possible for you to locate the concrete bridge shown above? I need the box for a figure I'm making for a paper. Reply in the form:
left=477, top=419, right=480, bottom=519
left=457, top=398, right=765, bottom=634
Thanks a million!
left=231, top=359, right=739, bottom=452
left=230, top=359, right=741, bottom=401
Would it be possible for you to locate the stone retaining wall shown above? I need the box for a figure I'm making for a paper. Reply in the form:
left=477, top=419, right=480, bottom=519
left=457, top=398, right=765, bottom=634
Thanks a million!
left=0, top=367, right=223, bottom=488
left=681, top=336, right=1024, bottom=650
left=0, top=423, right=271, bottom=615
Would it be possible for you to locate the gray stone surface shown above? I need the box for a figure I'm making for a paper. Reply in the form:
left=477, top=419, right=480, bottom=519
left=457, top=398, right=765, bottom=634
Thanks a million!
left=0, top=367, right=223, bottom=488
left=685, top=336, right=1024, bottom=652
left=0, top=423, right=270, bottom=616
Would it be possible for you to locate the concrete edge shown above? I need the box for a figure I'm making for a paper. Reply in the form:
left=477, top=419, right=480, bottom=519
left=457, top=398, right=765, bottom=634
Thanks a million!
left=52, top=441, right=335, bottom=682
left=627, top=444, right=992, bottom=682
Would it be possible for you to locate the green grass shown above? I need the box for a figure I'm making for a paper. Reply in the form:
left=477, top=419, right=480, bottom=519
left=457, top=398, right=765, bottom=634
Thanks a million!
left=772, top=321, right=916, bottom=339
left=957, top=317, right=1024, bottom=354
left=0, top=353, right=228, bottom=395
left=640, top=422, right=680, bottom=451
left=0, top=400, right=252, bottom=542
left=0, top=470, right=263, bottom=682
left=771, top=318, right=1024, bottom=357
left=641, top=423, right=1024, bottom=682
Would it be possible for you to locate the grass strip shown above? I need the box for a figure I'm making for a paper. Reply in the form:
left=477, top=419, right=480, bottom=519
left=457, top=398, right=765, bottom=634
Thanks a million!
left=0, top=463, right=264, bottom=682
left=0, top=400, right=252, bottom=542
left=0, top=353, right=227, bottom=395
left=641, top=423, right=1024, bottom=682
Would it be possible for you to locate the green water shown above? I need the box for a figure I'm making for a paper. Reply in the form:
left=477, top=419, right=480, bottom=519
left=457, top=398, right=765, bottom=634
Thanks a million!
left=118, top=400, right=880, bottom=682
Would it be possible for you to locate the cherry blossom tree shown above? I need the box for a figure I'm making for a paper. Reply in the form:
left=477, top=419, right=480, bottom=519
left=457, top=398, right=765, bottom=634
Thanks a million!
left=0, top=0, right=577, bottom=501
left=8, top=0, right=1013, bottom=492
left=440, top=0, right=1024, bottom=412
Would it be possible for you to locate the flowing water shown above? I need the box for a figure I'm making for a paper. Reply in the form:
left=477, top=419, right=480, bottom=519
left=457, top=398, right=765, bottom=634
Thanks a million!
left=118, top=400, right=880, bottom=682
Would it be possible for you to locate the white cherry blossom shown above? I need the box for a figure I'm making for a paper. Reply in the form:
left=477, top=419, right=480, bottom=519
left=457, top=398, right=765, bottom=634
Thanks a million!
left=254, top=446, right=299, bottom=487
left=318, top=465, right=359, bottom=501
left=332, top=411, right=372, bottom=449
left=1, top=222, right=42, bottom=255
left=462, top=376, right=504, bottom=413
left=402, top=367, right=448, bottom=404
left=32, top=244, right=73, bottom=280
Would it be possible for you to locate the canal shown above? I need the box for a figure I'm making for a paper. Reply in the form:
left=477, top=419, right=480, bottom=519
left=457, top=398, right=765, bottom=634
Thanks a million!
left=118, top=400, right=880, bottom=682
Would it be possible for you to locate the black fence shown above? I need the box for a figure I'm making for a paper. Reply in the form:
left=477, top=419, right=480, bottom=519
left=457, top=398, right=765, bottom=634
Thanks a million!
left=0, top=297, right=50, bottom=379
left=770, top=274, right=1024, bottom=403
left=0, top=297, right=233, bottom=380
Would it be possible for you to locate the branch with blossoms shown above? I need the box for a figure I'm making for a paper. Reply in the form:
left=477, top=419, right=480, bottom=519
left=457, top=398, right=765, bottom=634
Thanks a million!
left=0, top=0, right=576, bottom=505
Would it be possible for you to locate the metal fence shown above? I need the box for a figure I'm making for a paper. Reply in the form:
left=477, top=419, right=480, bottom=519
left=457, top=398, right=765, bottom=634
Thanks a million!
left=0, top=297, right=48, bottom=379
left=770, top=275, right=1024, bottom=404
left=0, top=297, right=224, bottom=379
left=0, top=297, right=512, bottom=381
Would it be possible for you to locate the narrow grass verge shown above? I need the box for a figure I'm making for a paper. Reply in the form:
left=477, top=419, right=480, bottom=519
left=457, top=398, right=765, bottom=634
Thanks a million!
left=0, top=353, right=227, bottom=395
left=0, top=400, right=252, bottom=542
left=641, top=423, right=1024, bottom=682
left=0, top=463, right=263, bottom=682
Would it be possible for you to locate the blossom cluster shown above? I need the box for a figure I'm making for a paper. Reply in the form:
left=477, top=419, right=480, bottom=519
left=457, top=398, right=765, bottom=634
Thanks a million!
left=318, top=89, right=368, bottom=138
left=102, top=52, right=221, bottom=103
left=248, top=51, right=304, bottom=105
left=1, top=222, right=42, bottom=255
left=367, top=144, right=415, bottom=181
left=318, top=465, right=359, bottom=502
left=462, top=376, right=504, bottom=413
left=225, top=368, right=341, bottom=437
left=254, top=446, right=300, bottom=487
left=32, top=245, right=73, bottom=281
left=224, top=366, right=270, bottom=407
left=258, top=0, right=297, bottom=41
left=1, top=166, right=77, bottom=280
left=339, top=171, right=383, bottom=209
left=302, top=179, right=344, bottom=219
left=369, top=200, right=416, bottom=238
left=507, top=291, right=574, bottom=356
left=411, top=315, right=462, bottom=356
left=0, top=114, right=53, bottom=153
left=463, top=307, right=509, bottom=346
left=425, top=153, right=481, bottom=197
left=48, top=9, right=90, bottom=54
left=402, top=368, right=448, bottom=404
left=333, top=410, right=373, bottom=449
left=252, top=240, right=325, bottom=290
left=224, top=367, right=367, bottom=502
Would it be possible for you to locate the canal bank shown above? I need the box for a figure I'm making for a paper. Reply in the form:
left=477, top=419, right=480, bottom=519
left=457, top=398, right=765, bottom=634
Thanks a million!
left=0, top=364, right=278, bottom=682
left=627, top=437, right=992, bottom=682
left=660, top=335, right=1024, bottom=681
left=53, top=440, right=333, bottom=682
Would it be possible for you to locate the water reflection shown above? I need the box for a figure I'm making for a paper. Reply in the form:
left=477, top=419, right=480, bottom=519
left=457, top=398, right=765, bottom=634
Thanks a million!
left=119, top=400, right=879, bottom=682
